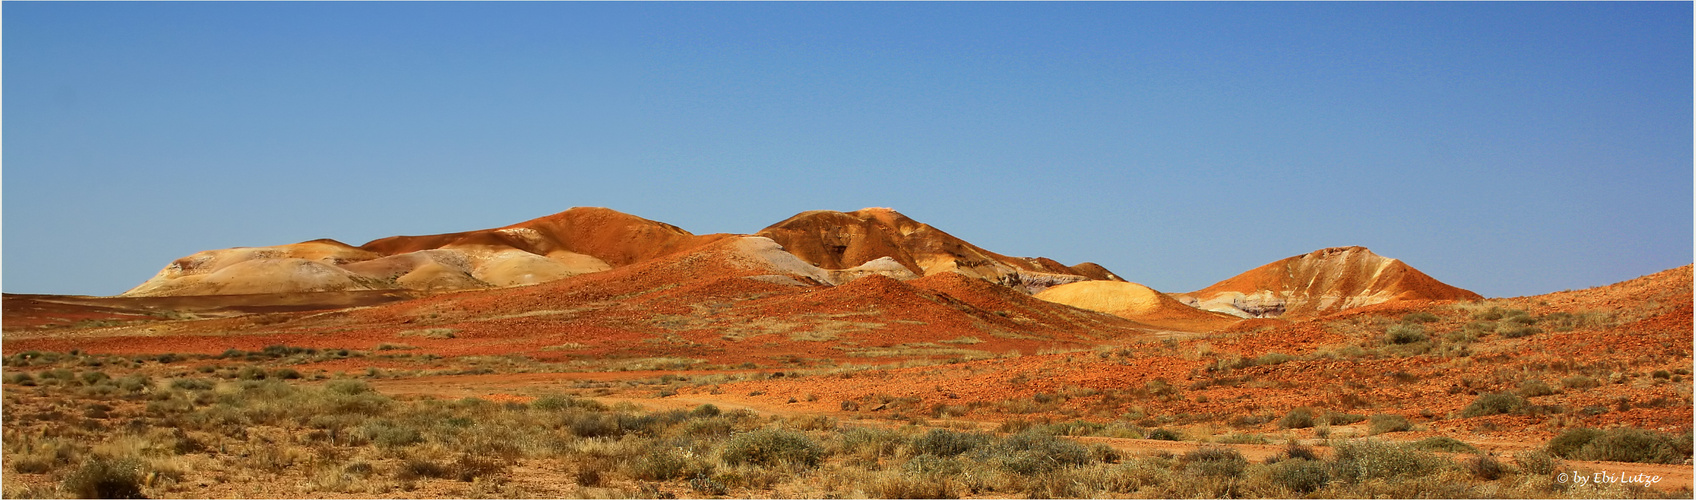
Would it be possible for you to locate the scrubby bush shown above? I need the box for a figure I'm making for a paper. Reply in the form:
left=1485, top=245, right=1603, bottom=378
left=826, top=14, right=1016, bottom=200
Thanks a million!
left=689, top=403, right=721, bottom=418
left=1279, top=407, right=1316, bottom=429
left=1551, top=427, right=1692, bottom=464
left=630, top=449, right=703, bottom=481
left=984, top=431, right=1092, bottom=474
left=1279, top=443, right=1321, bottom=462
left=5, top=372, right=36, bottom=386
left=359, top=419, right=422, bottom=448
left=1332, top=439, right=1449, bottom=483
left=1367, top=414, right=1412, bottom=435
left=1180, top=447, right=1247, bottom=478
left=1518, top=379, right=1556, bottom=397
left=236, top=366, right=268, bottom=380
left=1461, top=392, right=1525, bottom=418
left=61, top=457, right=145, bottom=499
left=1263, top=457, right=1331, bottom=494
left=909, top=428, right=991, bottom=457
left=722, top=429, right=822, bottom=468
left=1385, top=324, right=1427, bottom=345
left=79, top=371, right=111, bottom=385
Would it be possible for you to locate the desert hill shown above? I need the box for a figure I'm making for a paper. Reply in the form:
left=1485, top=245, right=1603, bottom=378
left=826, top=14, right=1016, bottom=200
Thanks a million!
left=1170, top=246, right=1483, bottom=318
left=757, top=208, right=1122, bottom=293
left=42, top=234, right=1166, bottom=360
left=124, top=208, right=712, bottom=296
left=122, top=207, right=1125, bottom=298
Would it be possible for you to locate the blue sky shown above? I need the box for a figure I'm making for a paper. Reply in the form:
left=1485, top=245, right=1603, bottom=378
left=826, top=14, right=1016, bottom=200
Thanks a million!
left=5, top=2, right=1691, bottom=298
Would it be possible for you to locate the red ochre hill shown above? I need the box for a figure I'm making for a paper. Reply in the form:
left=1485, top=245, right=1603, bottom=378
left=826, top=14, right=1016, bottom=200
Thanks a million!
left=1169, top=246, right=1484, bottom=319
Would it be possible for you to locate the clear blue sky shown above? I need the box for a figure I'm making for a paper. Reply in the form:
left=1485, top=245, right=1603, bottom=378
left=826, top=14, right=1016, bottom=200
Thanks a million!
left=5, top=2, right=1691, bottom=298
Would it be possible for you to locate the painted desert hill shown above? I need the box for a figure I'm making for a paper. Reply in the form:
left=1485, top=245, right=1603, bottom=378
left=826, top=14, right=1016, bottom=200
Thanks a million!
left=7, top=233, right=1176, bottom=362
left=1170, top=246, right=1483, bottom=318
left=124, top=207, right=710, bottom=297
left=757, top=208, right=1124, bottom=293
left=122, top=207, right=1122, bottom=298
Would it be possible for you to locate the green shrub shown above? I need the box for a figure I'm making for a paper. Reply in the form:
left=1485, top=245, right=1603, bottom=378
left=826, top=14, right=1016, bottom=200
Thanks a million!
left=630, top=449, right=700, bottom=480
left=1385, top=324, right=1427, bottom=345
left=61, top=457, right=145, bottom=499
left=1332, top=440, right=1449, bottom=482
left=236, top=366, right=267, bottom=380
left=271, top=368, right=302, bottom=380
left=1547, top=428, right=1604, bottom=458
left=682, top=417, right=735, bottom=438
left=1264, top=457, right=1331, bottom=494
left=1181, top=447, right=1247, bottom=478
left=1575, top=428, right=1690, bottom=464
left=360, top=420, right=423, bottom=448
left=1367, top=414, right=1412, bottom=435
left=5, top=372, right=36, bottom=386
left=984, top=431, right=1092, bottom=474
left=689, top=403, right=722, bottom=418
left=1279, top=407, right=1316, bottom=429
left=1460, top=392, right=1525, bottom=418
left=1410, top=436, right=1479, bottom=454
left=79, top=371, right=111, bottom=385
left=722, top=429, right=822, bottom=468
left=909, top=429, right=991, bottom=457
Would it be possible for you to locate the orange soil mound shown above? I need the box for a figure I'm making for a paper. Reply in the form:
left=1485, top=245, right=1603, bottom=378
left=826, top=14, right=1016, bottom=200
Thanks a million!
left=1034, top=281, right=1242, bottom=332
left=755, top=208, right=1122, bottom=290
left=1173, top=246, right=1482, bottom=318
